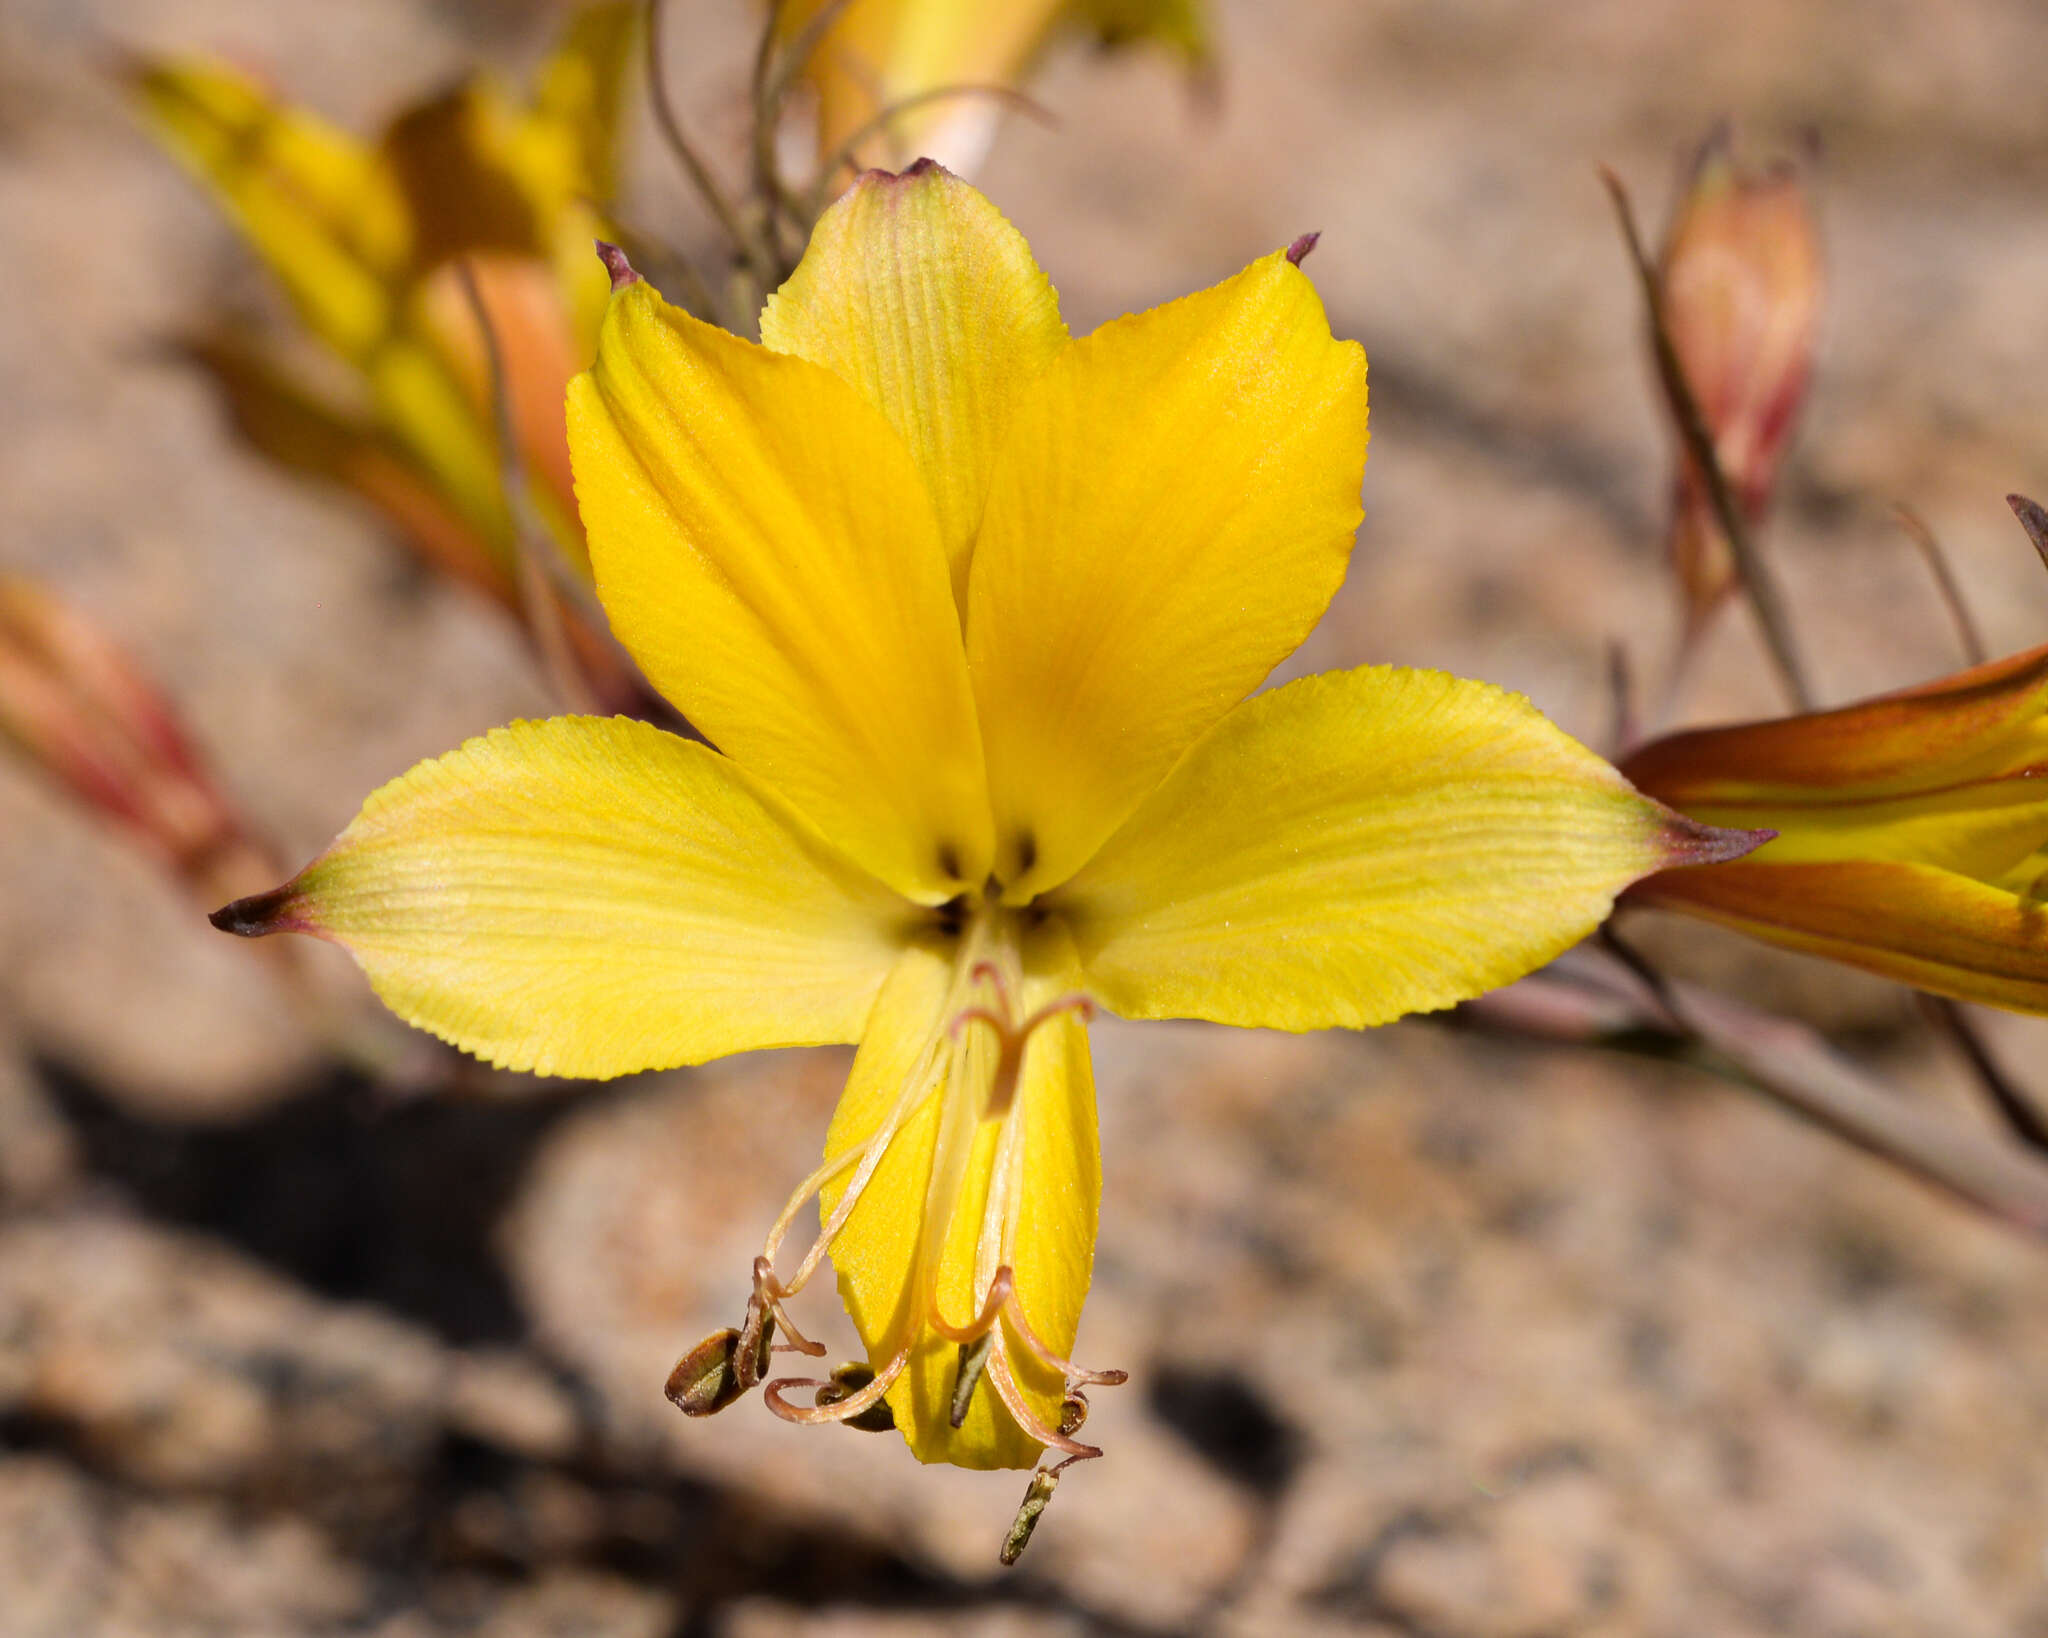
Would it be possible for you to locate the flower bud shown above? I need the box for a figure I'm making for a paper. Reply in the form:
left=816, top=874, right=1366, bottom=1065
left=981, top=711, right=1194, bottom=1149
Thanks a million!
left=1658, top=126, right=1823, bottom=631
left=0, top=578, right=268, bottom=901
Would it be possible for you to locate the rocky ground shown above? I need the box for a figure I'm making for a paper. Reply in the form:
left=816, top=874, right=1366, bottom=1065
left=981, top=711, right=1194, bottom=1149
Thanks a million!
left=5, top=0, right=2048, bottom=1633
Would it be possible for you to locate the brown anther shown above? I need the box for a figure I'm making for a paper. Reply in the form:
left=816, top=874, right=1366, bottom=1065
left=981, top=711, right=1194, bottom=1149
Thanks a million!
left=950, top=1331, right=995, bottom=1428
left=1059, top=1390, right=1089, bottom=1439
left=666, top=1326, right=753, bottom=1417
left=814, top=1363, right=898, bottom=1433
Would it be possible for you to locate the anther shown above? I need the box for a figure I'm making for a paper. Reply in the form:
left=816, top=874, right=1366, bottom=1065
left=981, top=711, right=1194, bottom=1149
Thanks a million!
left=666, top=1310, right=773, bottom=1418
left=763, top=1345, right=910, bottom=1427
left=814, top=1363, right=898, bottom=1433
left=950, top=1332, right=996, bottom=1428
left=1000, top=1466, right=1061, bottom=1566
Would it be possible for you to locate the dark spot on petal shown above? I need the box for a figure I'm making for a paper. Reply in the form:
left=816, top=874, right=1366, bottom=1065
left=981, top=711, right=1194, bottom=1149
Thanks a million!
left=936, top=841, right=963, bottom=883
left=1013, top=830, right=1038, bottom=879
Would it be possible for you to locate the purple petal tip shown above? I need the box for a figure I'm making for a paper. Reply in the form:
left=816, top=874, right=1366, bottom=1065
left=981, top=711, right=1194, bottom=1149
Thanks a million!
left=2007, top=493, right=2048, bottom=560
left=594, top=240, right=640, bottom=292
left=209, top=882, right=306, bottom=938
left=1285, top=232, right=1321, bottom=266
left=1669, top=821, right=1776, bottom=869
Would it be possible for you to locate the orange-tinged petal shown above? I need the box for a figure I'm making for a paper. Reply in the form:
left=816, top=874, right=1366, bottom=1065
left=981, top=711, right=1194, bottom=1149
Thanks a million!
left=967, top=249, right=1369, bottom=898
left=1622, top=641, right=2048, bottom=805
left=212, top=717, right=912, bottom=1077
left=1056, top=666, right=1759, bottom=1028
left=567, top=277, right=994, bottom=900
left=759, top=161, right=1066, bottom=604
left=1628, top=859, right=2048, bottom=1014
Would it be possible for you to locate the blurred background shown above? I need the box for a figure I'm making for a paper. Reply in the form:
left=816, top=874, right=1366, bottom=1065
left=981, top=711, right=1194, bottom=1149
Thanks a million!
left=5, top=1, right=2048, bottom=1633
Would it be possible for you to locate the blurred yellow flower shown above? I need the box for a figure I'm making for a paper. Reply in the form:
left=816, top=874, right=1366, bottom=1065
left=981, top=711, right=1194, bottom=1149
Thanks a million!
left=1624, top=642, right=2048, bottom=1012
left=782, top=0, right=1209, bottom=174
left=214, top=164, right=1754, bottom=1487
left=130, top=5, right=640, bottom=700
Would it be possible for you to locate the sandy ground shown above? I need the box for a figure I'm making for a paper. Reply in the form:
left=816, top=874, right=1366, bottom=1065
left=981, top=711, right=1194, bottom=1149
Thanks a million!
left=5, top=0, right=2048, bottom=1633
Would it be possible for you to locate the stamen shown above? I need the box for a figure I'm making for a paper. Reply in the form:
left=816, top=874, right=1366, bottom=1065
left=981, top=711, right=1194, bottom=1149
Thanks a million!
left=763, top=1343, right=910, bottom=1426
left=983, top=1345, right=1101, bottom=1462
left=814, top=1363, right=898, bottom=1433
left=950, top=973, right=1097, bottom=1122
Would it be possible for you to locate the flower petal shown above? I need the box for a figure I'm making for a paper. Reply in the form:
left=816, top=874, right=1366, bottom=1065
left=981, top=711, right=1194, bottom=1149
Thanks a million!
left=760, top=162, right=1067, bottom=604
left=966, top=249, right=1369, bottom=897
left=820, top=925, right=1098, bottom=1468
left=1628, top=860, right=2048, bottom=1014
left=1622, top=641, right=2048, bottom=804
left=213, top=717, right=909, bottom=1076
left=1055, top=666, right=1757, bottom=1028
left=568, top=280, right=994, bottom=900
left=129, top=55, right=410, bottom=359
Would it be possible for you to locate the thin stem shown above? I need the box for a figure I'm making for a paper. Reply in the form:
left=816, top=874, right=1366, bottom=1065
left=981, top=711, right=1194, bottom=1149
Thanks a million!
left=453, top=259, right=597, bottom=714
left=645, top=0, right=777, bottom=300
left=1600, top=165, right=1817, bottom=712
left=1575, top=933, right=2048, bottom=1237
left=1920, top=994, right=2048, bottom=1154
left=750, top=0, right=859, bottom=268
left=1891, top=503, right=1987, bottom=665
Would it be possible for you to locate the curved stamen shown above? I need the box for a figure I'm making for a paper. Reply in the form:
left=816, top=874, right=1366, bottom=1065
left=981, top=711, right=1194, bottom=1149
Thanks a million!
left=763, top=1343, right=909, bottom=1427
left=983, top=1343, right=1102, bottom=1462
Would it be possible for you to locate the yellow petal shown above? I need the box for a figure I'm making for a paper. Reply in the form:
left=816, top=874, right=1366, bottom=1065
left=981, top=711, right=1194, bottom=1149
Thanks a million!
left=1680, top=778, right=2048, bottom=883
left=1628, top=860, right=2048, bottom=1014
left=213, top=717, right=909, bottom=1077
left=760, top=162, right=1066, bottom=603
left=568, top=279, right=993, bottom=900
left=128, top=56, right=410, bottom=360
left=1056, top=666, right=1756, bottom=1028
left=820, top=923, right=1099, bottom=1468
left=966, top=249, right=1370, bottom=897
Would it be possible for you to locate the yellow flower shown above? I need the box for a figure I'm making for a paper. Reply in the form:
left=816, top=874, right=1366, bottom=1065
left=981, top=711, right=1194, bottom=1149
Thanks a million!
left=129, top=6, right=639, bottom=693
left=783, top=0, right=1209, bottom=173
left=1624, top=642, right=2048, bottom=1012
left=213, top=165, right=1754, bottom=1483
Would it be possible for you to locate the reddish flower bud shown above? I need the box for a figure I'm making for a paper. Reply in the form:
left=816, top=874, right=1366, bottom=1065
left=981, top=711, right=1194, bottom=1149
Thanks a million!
left=1658, top=127, right=1823, bottom=631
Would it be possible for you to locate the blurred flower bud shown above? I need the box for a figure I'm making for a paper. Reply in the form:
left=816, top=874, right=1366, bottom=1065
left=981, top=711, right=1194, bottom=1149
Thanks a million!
left=1622, top=631, right=2048, bottom=1013
left=0, top=578, right=273, bottom=902
left=782, top=0, right=1210, bottom=178
left=1658, top=126, right=1823, bottom=633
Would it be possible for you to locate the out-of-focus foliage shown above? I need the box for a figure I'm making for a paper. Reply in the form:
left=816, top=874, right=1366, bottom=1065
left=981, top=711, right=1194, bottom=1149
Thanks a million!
left=129, top=5, right=642, bottom=704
